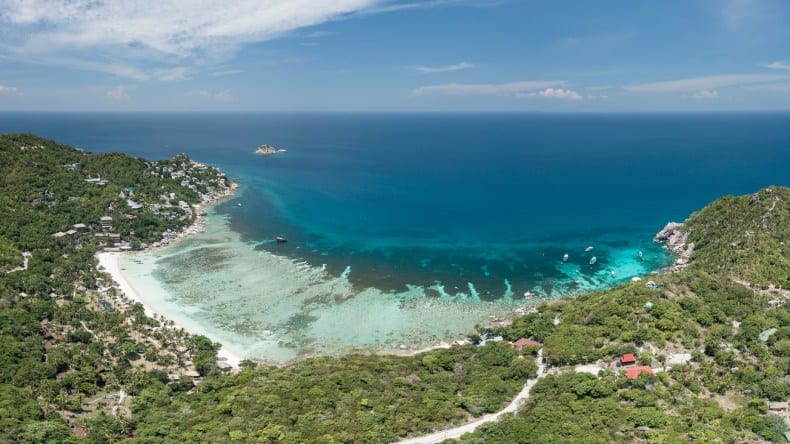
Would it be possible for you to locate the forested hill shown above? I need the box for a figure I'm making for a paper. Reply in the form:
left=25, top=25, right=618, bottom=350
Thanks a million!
left=684, top=186, right=789, bottom=288
left=0, top=134, right=234, bottom=443
left=0, top=133, right=787, bottom=443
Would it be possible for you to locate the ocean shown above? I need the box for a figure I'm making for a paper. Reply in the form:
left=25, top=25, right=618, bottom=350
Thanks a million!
left=3, top=112, right=788, bottom=362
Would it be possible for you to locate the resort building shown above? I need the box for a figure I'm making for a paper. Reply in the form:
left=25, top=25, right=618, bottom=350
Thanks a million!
left=620, top=353, right=637, bottom=366
left=626, top=366, right=655, bottom=379
left=127, top=199, right=144, bottom=210
left=100, top=216, right=113, bottom=232
left=512, top=338, right=542, bottom=352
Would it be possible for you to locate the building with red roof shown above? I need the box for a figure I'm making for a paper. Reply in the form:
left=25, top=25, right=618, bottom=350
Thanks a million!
left=513, top=338, right=542, bottom=352
left=620, top=353, right=637, bottom=366
left=626, top=366, right=654, bottom=379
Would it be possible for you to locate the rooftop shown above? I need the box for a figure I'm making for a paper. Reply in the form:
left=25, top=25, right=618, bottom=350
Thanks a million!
left=620, top=353, right=637, bottom=364
left=513, top=338, right=542, bottom=351
left=626, top=366, right=654, bottom=379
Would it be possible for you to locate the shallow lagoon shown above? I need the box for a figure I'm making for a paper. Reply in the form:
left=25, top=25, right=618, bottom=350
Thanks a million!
left=121, top=207, right=669, bottom=364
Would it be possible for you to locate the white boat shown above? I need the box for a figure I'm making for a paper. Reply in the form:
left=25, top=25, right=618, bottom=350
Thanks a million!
left=589, top=256, right=597, bottom=265
left=611, top=271, right=616, bottom=278
left=562, top=253, right=569, bottom=262
left=638, top=251, right=643, bottom=260
left=585, top=246, right=594, bottom=252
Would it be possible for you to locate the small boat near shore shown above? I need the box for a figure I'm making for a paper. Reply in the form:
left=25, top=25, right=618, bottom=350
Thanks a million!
left=562, top=253, right=569, bottom=263
left=585, top=246, right=594, bottom=252
left=589, top=256, right=597, bottom=265
left=275, top=236, right=288, bottom=243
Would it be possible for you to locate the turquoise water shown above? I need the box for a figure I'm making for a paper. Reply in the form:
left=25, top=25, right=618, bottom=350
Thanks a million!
left=3, top=112, right=788, bottom=362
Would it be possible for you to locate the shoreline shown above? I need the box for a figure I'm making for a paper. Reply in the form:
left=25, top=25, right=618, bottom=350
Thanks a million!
left=96, top=251, right=244, bottom=369
left=95, top=176, right=243, bottom=369
left=92, top=169, right=674, bottom=369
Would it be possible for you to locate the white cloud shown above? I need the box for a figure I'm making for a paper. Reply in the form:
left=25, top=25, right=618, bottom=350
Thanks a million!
left=188, top=90, right=211, bottom=98
left=529, top=87, right=582, bottom=101
left=624, top=74, right=790, bottom=93
left=214, top=89, right=233, bottom=102
left=187, top=89, right=233, bottom=102
left=0, top=0, right=382, bottom=79
left=719, top=0, right=773, bottom=30
left=0, top=85, right=18, bottom=94
left=305, top=30, right=333, bottom=38
left=154, top=67, right=191, bottom=81
left=761, top=60, right=790, bottom=71
left=411, top=80, right=564, bottom=96
left=585, top=93, right=608, bottom=101
left=743, top=82, right=790, bottom=92
left=413, top=62, right=474, bottom=73
left=105, top=86, right=129, bottom=100
left=364, top=0, right=488, bottom=14
left=690, top=89, right=718, bottom=99
left=210, top=69, right=242, bottom=77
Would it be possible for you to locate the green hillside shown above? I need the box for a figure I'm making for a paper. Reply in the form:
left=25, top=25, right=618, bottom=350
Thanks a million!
left=684, top=187, right=789, bottom=288
left=459, top=188, right=789, bottom=443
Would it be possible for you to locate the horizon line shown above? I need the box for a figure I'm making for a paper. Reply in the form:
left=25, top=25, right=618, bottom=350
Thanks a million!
left=2, top=109, right=790, bottom=114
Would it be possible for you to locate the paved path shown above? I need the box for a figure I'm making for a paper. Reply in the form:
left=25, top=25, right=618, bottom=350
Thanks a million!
left=395, top=350, right=547, bottom=444
left=5, top=251, right=31, bottom=274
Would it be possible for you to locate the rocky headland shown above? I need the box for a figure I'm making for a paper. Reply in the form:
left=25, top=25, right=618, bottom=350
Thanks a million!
left=654, top=221, right=694, bottom=272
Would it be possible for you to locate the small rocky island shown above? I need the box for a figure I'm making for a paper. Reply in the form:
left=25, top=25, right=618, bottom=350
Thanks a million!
left=255, top=144, right=287, bottom=155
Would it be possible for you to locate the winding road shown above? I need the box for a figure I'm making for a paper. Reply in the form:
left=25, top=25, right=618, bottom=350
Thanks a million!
left=395, top=350, right=547, bottom=444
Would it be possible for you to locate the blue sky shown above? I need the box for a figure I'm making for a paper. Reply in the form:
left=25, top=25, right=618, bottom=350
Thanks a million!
left=1, top=0, right=790, bottom=111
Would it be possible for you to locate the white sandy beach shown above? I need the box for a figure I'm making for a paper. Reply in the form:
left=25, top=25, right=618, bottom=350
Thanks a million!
left=96, top=250, right=243, bottom=369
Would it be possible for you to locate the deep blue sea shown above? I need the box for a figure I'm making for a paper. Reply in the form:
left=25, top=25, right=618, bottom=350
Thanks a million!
left=2, top=112, right=788, bottom=299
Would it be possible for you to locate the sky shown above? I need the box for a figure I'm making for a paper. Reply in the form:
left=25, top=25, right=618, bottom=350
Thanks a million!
left=1, top=0, right=790, bottom=111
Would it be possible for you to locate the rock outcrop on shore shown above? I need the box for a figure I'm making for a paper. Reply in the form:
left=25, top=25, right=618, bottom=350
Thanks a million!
left=655, top=221, right=694, bottom=272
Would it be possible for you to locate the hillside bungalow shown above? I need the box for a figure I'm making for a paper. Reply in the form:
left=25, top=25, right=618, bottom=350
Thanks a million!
left=768, top=401, right=788, bottom=416
left=100, top=216, right=113, bottom=232
left=127, top=199, right=143, bottom=210
left=620, top=353, right=637, bottom=366
left=626, top=366, right=655, bottom=379
left=512, top=338, right=542, bottom=352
